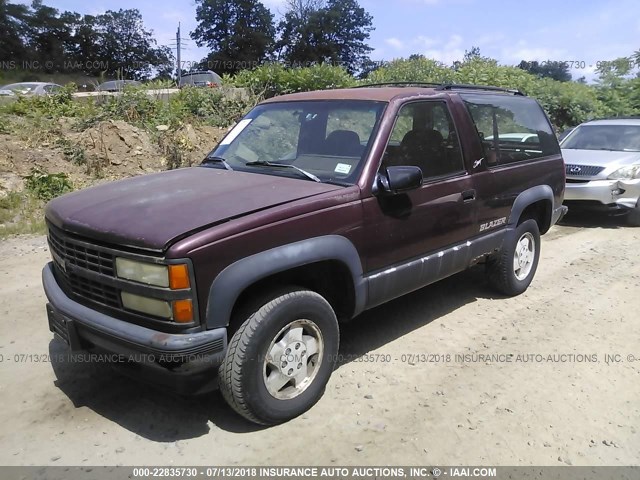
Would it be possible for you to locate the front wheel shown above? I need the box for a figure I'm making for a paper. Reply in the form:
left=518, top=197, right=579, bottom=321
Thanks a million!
left=218, top=288, right=339, bottom=425
left=487, top=219, right=541, bottom=296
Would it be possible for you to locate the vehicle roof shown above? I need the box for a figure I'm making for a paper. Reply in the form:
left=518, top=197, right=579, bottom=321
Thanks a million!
left=2, top=82, right=59, bottom=87
left=181, top=70, right=217, bottom=76
left=261, top=86, right=522, bottom=104
left=99, top=80, right=140, bottom=85
left=583, top=118, right=640, bottom=126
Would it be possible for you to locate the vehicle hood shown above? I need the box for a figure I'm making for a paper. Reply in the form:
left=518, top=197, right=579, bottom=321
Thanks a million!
left=561, top=149, right=640, bottom=168
left=46, top=167, right=343, bottom=252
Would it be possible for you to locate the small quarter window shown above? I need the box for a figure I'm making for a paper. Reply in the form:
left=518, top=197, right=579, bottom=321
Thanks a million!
left=461, top=94, right=560, bottom=165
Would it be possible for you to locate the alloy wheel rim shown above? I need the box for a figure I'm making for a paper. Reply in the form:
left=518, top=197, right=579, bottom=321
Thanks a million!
left=263, top=319, right=324, bottom=400
left=513, top=232, right=535, bottom=281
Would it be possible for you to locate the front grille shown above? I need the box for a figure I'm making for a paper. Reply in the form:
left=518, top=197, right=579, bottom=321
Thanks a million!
left=67, top=271, right=121, bottom=308
left=48, top=224, right=115, bottom=276
left=565, top=164, right=605, bottom=177
left=47, top=223, right=120, bottom=309
left=566, top=178, right=590, bottom=184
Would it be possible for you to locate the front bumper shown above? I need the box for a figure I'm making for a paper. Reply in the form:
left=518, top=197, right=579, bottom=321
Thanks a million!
left=42, top=263, right=227, bottom=394
left=564, top=178, right=640, bottom=210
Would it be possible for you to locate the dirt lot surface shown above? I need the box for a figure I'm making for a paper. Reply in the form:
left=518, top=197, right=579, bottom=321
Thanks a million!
left=0, top=215, right=638, bottom=467
left=0, top=122, right=225, bottom=197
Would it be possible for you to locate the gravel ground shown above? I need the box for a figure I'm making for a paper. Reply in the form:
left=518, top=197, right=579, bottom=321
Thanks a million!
left=0, top=215, right=638, bottom=466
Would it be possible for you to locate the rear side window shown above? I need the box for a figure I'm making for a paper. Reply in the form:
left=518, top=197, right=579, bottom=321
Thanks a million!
left=461, top=94, right=560, bottom=165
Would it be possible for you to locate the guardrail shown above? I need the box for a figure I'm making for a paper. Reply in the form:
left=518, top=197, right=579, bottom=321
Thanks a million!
left=0, top=87, right=249, bottom=104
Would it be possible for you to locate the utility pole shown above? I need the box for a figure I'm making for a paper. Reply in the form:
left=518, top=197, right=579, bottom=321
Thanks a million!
left=169, top=22, right=190, bottom=82
left=176, top=22, right=182, bottom=80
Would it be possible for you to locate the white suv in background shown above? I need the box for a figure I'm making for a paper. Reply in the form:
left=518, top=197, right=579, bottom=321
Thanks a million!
left=561, top=118, right=640, bottom=225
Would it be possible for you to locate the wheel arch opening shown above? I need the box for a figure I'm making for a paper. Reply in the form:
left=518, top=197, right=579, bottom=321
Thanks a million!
left=228, top=260, right=356, bottom=336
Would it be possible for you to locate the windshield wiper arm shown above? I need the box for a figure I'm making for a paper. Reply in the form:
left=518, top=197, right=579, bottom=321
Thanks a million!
left=202, top=156, right=233, bottom=171
left=245, top=161, right=321, bottom=183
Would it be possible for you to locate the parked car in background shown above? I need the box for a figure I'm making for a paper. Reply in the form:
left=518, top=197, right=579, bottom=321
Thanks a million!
left=97, top=80, right=142, bottom=92
left=557, top=127, right=574, bottom=142
left=486, top=132, right=540, bottom=144
left=561, top=118, right=640, bottom=225
left=0, top=82, right=62, bottom=96
left=179, top=70, right=222, bottom=88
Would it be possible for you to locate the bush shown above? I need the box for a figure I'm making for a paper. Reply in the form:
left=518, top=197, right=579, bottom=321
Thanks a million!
left=1, top=84, right=91, bottom=118
left=169, top=87, right=254, bottom=127
left=24, top=169, right=73, bottom=201
left=365, top=57, right=616, bottom=129
left=232, top=63, right=356, bottom=97
left=366, top=57, right=454, bottom=84
left=100, top=87, right=159, bottom=124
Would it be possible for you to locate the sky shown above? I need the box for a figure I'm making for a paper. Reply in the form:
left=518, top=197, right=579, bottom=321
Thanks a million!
left=18, top=0, right=640, bottom=80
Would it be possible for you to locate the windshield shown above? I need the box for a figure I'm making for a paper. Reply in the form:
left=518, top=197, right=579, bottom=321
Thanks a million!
left=561, top=124, right=640, bottom=152
left=181, top=73, right=219, bottom=84
left=205, top=100, right=386, bottom=184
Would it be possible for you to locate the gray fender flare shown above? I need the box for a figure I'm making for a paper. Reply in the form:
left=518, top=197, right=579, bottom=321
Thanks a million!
left=508, top=185, right=555, bottom=230
left=205, top=235, right=366, bottom=329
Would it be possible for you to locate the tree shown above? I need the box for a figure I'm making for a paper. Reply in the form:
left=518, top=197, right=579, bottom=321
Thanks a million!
left=283, top=0, right=325, bottom=20
left=24, top=0, right=76, bottom=73
left=93, top=9, right=173, bottom=79
left=452, top=47, right=497, bottom=71
left=277, top=0, right=373, bottom=74
left=0, top=0, right=31, bottom=63
left=517, top=60, right=571, bottom=82
left=191, top=0, right=276, bottom=75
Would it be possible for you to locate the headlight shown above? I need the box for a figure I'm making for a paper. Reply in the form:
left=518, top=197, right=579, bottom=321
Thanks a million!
left=121, top=293, right=194, bottom=323
left=116, top=258, right=169, bottom=287
left=115, top=258, right=191, bottom=289
left=608, top=164, right=640, bottom=180
left=121, top=292, right=172, bottom=318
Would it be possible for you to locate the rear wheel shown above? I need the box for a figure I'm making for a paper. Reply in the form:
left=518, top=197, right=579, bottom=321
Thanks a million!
left=487, top=219, right=540, bottom=296
left=219, top=288, right=339, bottom=425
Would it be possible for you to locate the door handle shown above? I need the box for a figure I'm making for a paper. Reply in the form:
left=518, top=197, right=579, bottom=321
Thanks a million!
left=461, top=189, right=476, bottom=202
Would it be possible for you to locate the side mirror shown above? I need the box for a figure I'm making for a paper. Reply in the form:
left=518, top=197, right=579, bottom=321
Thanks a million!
left=375, top=166, right=423, bottom=195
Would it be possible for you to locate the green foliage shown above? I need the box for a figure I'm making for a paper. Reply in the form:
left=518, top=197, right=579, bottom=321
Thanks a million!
left=1, top=2, right=172, bottom=79
left=56, top=137, right=86, bottom=165
left=100, top=87, right=159, bottom=123
left=277, top=0, right=374, bottom=74
left=0, top=84, right=89, bottom=118
left=168, top=87, right=253, bottom=127
left=366, top=56, right=619, bottom=129
left=0, top=191, right=22, bottom=224
left=232, top=63, right=356, bottom=97
left=0, top=191, right=46, bottom=238
left=366, top=57, right=454, bottom=84
left=191, top=0, right=276, bottom=75
left=24, top=169, right=73, bottom=201
left=517, top=60, right=572, bottom=82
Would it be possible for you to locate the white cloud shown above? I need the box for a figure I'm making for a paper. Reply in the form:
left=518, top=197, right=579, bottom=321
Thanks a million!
left=502, top=46, right=567, bottom=63
left=444, top=34, right=463, bottom=50
left=412, top=35, right=438, bottom=49
left=385, top=37, right=405, bottom=50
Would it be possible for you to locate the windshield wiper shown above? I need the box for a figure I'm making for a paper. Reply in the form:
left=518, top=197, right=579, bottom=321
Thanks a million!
left=202, top=155, right=233, bottom=171
left=245, top=161, right=321, bottom=183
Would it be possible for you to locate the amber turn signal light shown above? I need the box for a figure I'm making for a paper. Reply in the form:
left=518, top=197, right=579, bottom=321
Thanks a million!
left=168, top=264, right=190, bottom=290
left=173, top=299, right=193, bottom=323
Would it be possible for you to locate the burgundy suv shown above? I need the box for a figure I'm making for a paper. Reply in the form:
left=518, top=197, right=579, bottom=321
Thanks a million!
left=42, top=84, right=567, bottom=425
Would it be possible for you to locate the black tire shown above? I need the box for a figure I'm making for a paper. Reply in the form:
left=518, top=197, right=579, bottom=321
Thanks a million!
left=627, top=203, right=640, bottom=227
left=218, top=288, right=339, bottom=425
left=487, top=219, right=540, bottom=296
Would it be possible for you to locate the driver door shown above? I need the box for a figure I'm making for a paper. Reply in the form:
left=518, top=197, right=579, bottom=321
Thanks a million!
left=360, top=99, right=478, bottom=307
